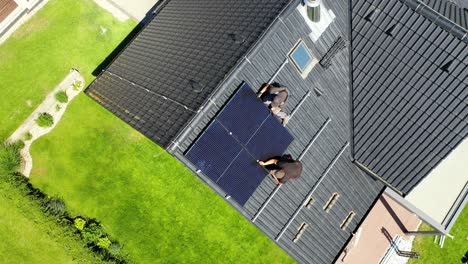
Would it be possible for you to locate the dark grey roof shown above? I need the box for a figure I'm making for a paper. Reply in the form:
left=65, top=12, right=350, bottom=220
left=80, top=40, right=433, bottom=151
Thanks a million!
left=421, top=0, right=468, bottom=29
left=86, top=0, right=386, bottom=262
left=86, top=0, right=291, bottom=147
left=350, top=0, right=468, bottom=194
left=86, top=0, right=468, bottom=262
left=170, top=1, right=384, bottom=263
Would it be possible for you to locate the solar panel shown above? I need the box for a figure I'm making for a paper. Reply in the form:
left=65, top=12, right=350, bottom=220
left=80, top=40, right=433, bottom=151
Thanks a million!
left=184, top=82, right=294, bottom=206
left=217, top=150, right=267, bottom=205
left=246, top=115, right=294, bottom=161
left=217, top=83, right=270, bottom=144
left=185, top=120, right=242, bottom=182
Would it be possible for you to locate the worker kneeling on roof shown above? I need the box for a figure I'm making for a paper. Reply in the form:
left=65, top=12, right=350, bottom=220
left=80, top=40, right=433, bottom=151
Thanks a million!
left=258, top=83, right=290, bottom=125
left=258, top=154, right=302, bottom=184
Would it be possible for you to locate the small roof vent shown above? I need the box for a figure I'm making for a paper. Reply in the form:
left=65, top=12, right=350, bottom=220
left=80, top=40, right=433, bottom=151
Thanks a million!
left=314, top=87, right=323, bottom=97
left=385, top=24, right=397, bottom=36
left=228, top=33, right=245, bottom=44
left=305, top=0, right=321, bottom=23
left=364, top=8, right=379, bottom=22
left=440, top=60, right=454, bottom=72
left=189, top=79, right=203, bottom=93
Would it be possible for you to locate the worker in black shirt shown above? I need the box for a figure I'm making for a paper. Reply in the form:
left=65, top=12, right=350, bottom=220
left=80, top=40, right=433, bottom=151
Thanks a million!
left=258, top=154, right=302, bottom=184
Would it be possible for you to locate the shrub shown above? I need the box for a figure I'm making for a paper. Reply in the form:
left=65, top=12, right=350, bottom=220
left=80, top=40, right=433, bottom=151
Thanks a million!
left=0, top=141, right=21, bottom=175
left=45, top=198, right=66, bottom=216
left=55, top=91, right=68, bottom=103
left=36, top=113, right=54, bottom=127
left=74, top=217, right=86, bottom=231
left=108, top=242, right=122, bottom=255
left=24, top=132, right=33, bottom=141
left=73, top=81, right=82, bottom=91
left=97, top=236, right=112, bottom=249
left=15, top=140, right=25, bottom=150
left=82, top=222, right=104, bottom=245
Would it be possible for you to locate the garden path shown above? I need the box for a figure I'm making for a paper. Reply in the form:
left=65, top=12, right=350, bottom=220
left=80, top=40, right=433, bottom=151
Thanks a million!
left=7, top=69, right=84, bottom=177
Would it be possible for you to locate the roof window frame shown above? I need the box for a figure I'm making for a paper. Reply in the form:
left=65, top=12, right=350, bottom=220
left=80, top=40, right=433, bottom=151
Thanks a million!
left=288, top=39, right=319, bottom=78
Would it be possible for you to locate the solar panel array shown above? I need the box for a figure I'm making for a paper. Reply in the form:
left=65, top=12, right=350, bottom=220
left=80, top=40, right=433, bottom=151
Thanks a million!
left=185, top=82, right=294, bottom=205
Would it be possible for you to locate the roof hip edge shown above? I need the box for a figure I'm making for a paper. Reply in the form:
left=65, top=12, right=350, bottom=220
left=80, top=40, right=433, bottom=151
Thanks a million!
left=400, top=0, right=468, bottom=43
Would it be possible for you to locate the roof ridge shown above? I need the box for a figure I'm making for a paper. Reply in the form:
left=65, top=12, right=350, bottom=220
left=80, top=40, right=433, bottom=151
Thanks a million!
left=401, top=0, right=468, bottom=42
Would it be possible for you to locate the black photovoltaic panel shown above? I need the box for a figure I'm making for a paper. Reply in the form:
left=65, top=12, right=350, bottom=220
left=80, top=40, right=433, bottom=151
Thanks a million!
left=217, top=84, right=270, bottom=144
left=246, top=115, right=294, bottom=161
left=185, top=82, right=294, bottom=206
left=217, top=150, right=266, bottom=205
left=185, top=121, right=242, bottom=182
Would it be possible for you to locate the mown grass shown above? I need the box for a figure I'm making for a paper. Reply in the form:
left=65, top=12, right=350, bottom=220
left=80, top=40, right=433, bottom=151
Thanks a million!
left=0, top=143, right=105, bottom=263
left=0, top=0, right=135, bottom=262
left=0, top=0, right=135, bottom=138
left=0, top=177, right=108, bottom=264
left=0, top=0, right=293, bottom=262
left=30, top=94, right=294, bottom=263
left=408, top=204, right=468, bottom=264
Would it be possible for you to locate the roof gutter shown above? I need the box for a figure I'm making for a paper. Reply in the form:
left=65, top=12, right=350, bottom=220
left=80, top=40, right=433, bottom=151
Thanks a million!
left=168, top=0, right=301, bottom=152
left=442, top=182, right=468, bottom=231
left=385, top=188, right=452, bottom=237
left=354, top=160, right=404, bottom=196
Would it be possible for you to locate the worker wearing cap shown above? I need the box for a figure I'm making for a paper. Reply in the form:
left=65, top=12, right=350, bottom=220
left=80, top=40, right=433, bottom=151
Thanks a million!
left=258, top=154, right=302, bottom=184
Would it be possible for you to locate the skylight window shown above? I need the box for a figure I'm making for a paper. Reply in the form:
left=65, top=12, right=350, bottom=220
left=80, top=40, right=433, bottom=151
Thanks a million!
left=288, top=40, right=318, bottom=78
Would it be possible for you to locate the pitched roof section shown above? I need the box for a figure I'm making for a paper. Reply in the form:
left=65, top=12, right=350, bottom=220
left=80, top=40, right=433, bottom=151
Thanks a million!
left=350, top=0, right=468, bottom=194
left=171, top=1, right=385, bottom=262
left=86, top=0, right=292, bottom=147
left=421, top=0, right=468, bottom=29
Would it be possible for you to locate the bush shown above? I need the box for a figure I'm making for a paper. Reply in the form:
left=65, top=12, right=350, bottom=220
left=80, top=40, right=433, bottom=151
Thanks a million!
left=36, top=113, right=54, bottom=127
left=74, top=217, right=86, bottom=231
left=82, top=222, right=105, bottom=245
left=45, top=198, right=66, bottom=216
left=55, top=91, right=68, bottom=103
left=73, top=81, right=82, bottom=91
left=108, top=242, right=122, bottom=255
left=0, top=141, right=21, bottom=175
left=97, top=236, right=112, bottom=249
left=15, top=140, right=25, bottom=150
left=24, top=132, right=33, bottom=141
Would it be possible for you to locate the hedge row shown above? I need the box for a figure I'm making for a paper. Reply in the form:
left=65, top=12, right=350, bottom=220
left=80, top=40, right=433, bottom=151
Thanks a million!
left=0, top=141, right=129, bottom=263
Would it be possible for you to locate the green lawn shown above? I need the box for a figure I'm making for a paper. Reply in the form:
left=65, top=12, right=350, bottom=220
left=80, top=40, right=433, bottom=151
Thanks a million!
left=0, top=0, right=133, bottom=262
left=409, top=204, right=468, bottom=264
left=0, top=0, right=135, bottom=138
left=0, top=174, right=106, bottom=263
left=0, top=0, right=293, bottom=262
left=30, top=94, right=294, bottom=263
